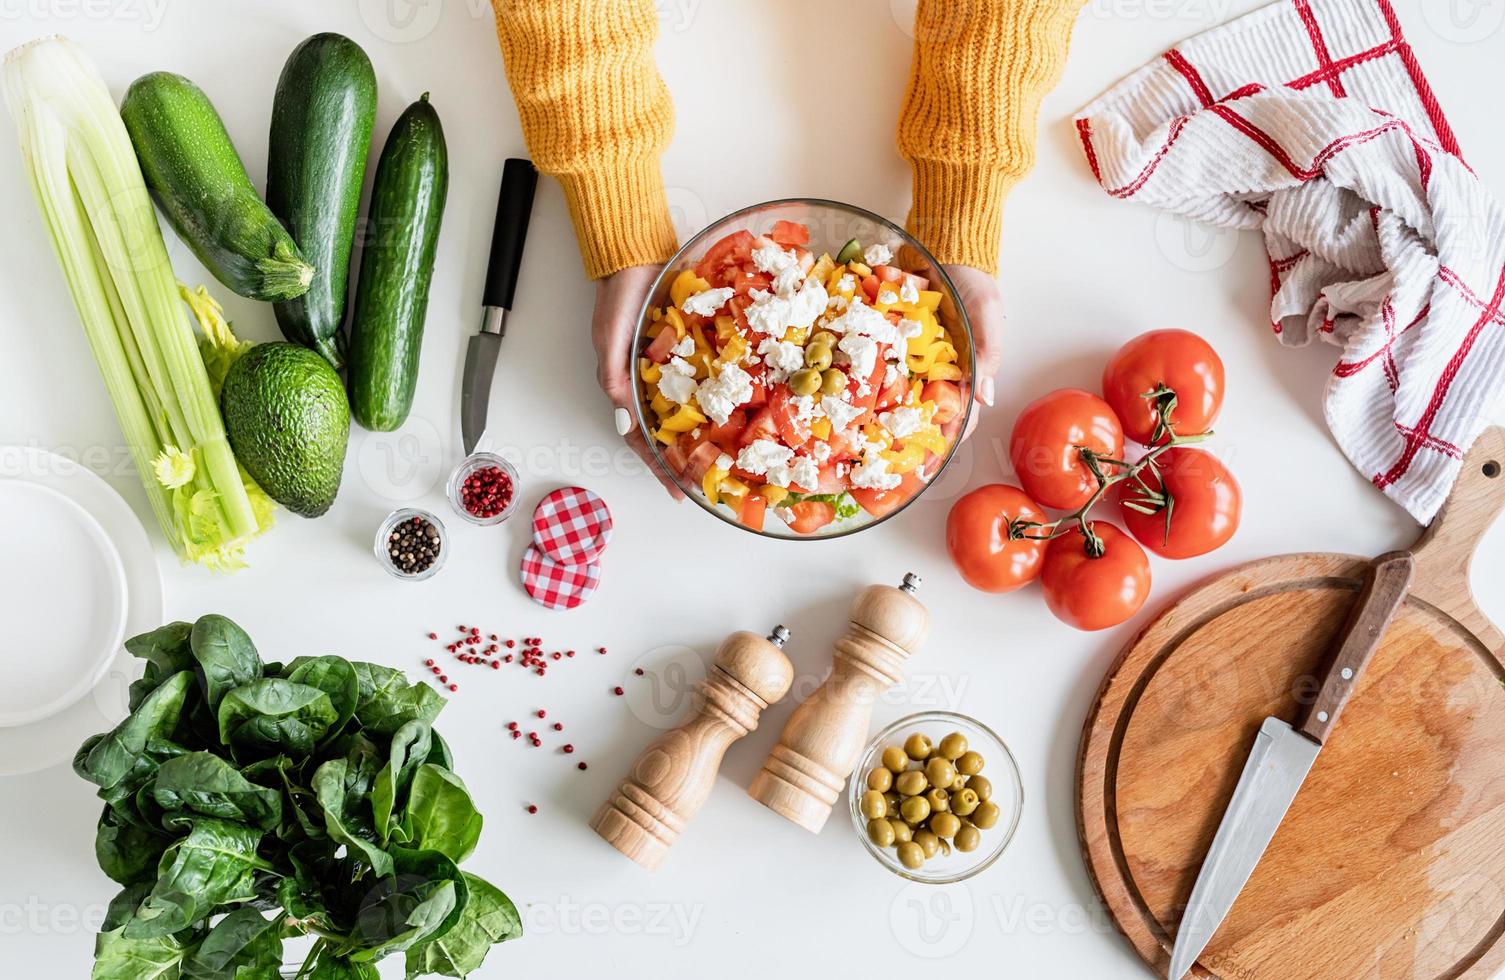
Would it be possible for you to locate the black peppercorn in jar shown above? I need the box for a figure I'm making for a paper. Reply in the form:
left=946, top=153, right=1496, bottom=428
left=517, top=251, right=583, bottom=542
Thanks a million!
left=374, top=508, right=448, bottom=581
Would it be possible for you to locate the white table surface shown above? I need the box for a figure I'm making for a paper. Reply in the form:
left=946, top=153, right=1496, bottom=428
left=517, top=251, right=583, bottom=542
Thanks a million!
left=2, top=1, right=1503, bottom=976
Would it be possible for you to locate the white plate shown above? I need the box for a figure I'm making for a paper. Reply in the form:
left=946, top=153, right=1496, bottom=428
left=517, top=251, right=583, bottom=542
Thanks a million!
left=0, top=447, right=163, bottom=775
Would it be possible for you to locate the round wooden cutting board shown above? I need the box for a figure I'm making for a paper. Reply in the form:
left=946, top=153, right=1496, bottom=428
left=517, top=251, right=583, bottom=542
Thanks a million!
left=1078, top=427, right=1505, bottom=980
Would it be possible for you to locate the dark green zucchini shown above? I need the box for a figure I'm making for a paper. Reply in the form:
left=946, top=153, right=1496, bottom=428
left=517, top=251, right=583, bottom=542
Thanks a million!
left=121, top=72, right=313, bottom=302
left=267, top=33, right=377, bottom=369
left=347, top=94, right=449, bottom=432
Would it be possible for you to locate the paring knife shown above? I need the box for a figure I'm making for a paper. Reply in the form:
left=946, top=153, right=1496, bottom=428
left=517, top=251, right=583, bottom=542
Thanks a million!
left=462, top=157, right=538, bottom=456
left=1167, top=550, right=1416, bottom=980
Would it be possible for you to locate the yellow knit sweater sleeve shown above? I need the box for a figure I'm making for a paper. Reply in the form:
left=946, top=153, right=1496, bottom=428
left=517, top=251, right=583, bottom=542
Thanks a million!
left=491, top=0, right=678, bottom=280
left=900, top=0, right=1084, bottom=275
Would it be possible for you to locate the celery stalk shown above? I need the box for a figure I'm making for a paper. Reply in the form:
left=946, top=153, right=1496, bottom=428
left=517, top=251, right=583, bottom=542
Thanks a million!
left=4, top=36, right=270, bottom=569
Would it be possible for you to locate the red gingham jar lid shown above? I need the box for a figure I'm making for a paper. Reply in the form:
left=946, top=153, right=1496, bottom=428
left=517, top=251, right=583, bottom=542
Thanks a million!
left=531, top=487, right=614, bottom=565
left=519, top=545, right=602, bottom=611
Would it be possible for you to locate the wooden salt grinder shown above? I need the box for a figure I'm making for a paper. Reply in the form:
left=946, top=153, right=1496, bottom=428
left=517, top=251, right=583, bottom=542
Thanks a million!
left=748, top=574, right=930, bottom=833
left=589, top=626, right=795, bottom=870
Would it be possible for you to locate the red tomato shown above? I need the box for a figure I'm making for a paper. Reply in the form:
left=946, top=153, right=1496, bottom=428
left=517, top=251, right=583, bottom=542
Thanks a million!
left=824, top=428, right=863, bottom=462
left=1119, top=447, right=1241, bottom=559
left=872, top=264, right=905, bottom=284
left=1040, top=523, right=1151, bottom=632
left=813, top=464, right=846, bottom=494
left=731, top=271, right=773, bottom=297
left=922, top=380, right=963, bottom=425
left=785, top=501, right=836, bottom=534
left=1102, top=329, right=1225, bottom=445
left=644, top=329, right=677, bottom=364
left=695, top=230, right=754, bottom=280
left=768, top=221, right=810, bottom=247
left=1009, top=389, right=1125, bottom=511
left=744, top=365, right=770, bottom=408
left=740, top=407, right=779, bottom=447
left=945, top=485, right=1047, bottom=594
left=684, top=442, right=722, bottom=483
left=769, top=386, right=811, bottom=448
left=738, top=493, right=767, bottom=532
left=847, top=358, right=887, bottom=412
left=860, top=276, right=881, bottom=303
left=875, top=374, right=908, bottom=412
left=851, top=471, right=926, bottom=520
left=662, top=442, right=689, bottom=477
left=707, top=410, right=747, bottom=454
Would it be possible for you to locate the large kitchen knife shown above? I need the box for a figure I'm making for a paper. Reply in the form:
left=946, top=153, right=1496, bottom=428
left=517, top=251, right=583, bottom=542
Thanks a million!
left=462, top=158, right=538, bottom=456
left=1167, top=550, right=1416, bottom=980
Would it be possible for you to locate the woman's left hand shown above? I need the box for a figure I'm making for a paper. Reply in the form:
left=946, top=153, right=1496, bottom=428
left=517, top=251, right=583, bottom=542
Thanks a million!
left=941, top=264, right=1004, bottom=413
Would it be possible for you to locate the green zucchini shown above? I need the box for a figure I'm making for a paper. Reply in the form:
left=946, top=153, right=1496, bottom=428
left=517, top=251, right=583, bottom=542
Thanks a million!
left=347, top=93, right=449, bottom=432
left=121, top=72, right=314, bottom=302
left=267, top=33, right=377, bottom=369
left=835, top=238, right=864, bottom=265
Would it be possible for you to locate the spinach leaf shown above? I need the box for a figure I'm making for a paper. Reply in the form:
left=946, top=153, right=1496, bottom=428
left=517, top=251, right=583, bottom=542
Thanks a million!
left=154, top=753, right=282, bottom=831
left=312, top=754, right=393, bottom=878
left=425, top=729, right=453, bottom=771
left=350, top=663, right=445, bottom=734
left=182, top=908, right=281, bottom=979
left=76, top=672, right=193, bottom=792
left=124, top=818, right=268, bottom=939
left=371, top=721, right=432, bottom=845
left=92, top=925, right=195, bottom=980
left=286, top=656, right=360, bottom=741
left=403, top=872, right=521, bottom=978
left=190, top=616, right=262, bottom=714
left=306, top=949, right=380, bottom=980
left=95, top=805, right=170, bottom=886
left=348, top=847, right=465, bottom=963
left=126, top=622, right=195, bottom=676
left=217, top=680, right=339, bottom=756
left=243, top=755, right=324, bottom=842
left=406, top=765, right=483, bottom=864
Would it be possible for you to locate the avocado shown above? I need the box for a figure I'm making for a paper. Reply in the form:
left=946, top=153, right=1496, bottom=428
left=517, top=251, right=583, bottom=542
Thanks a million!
left=221, top=343, right=350, bottom=518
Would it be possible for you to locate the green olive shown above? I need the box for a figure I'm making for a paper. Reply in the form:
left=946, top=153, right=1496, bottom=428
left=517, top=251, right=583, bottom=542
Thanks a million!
left=860, top=790, right=888, bottom=820
left=895, top=770, right=928, bottom=797
left=913, top=830, right=941, bottom=859
left=971, top=800, right=1001, bottom=830
left=924, top=757, right=957, bottom=789
left=929, top=811, right=962, bottom=839
left=819, top=368, right=846, bottom=397
left=949, top=773, right=968, bottom=792
left=904, top=734, right=932, bottom=760
left=938, top=732, right=968, bottom=760
left=804, top=344, right=833, bottom=372
left=809, top=330, right=839, bottom=350
left=789, top=368, right=823, bottom=397
left=900, top=796, right=931, bottom=825
left=925, top=788, right=949, bottom=813
left=956, top=751, right=986, bottom=776
left=884, top=791, right=901, bottom=813
left=954, top=824, right=982, bottom=853
left=867, top=817, right=896, bottom=848
left=881, top=747, right=908, bottom=774
left=866, top=767, right=893, bottom=793
left=888, top=818, right=912, bottom=844
left=951, top=787, right=980, bottom=817
left=937, top=837, right=952, bottom=857
left=968, top=775, right=993, bottom=802
left=897, top=841, right=925, bottom=870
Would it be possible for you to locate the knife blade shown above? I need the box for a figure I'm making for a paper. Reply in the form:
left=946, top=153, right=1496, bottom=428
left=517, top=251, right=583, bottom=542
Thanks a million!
left=462, top=158, right=538, bottom=456
left=1167, top=550, right=1416, bottom=980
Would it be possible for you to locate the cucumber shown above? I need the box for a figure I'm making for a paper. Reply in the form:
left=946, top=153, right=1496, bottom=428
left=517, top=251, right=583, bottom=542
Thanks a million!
left=347, top=93, right=449, bottom=432
left=121, top=72, right=314, bottom=302
left=267, top=33, right=377, bottom=369
left=835, top=238, right=864, bottom=265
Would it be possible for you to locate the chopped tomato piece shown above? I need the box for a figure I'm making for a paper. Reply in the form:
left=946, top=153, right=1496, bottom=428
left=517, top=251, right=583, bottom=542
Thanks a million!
left=662, top=442, right=689, bottom=476
left=785, top=501, right=836, bottom=534
left=815, top=464, right=847, bottom=494
left=923, top=380, right=965, bottom=425
left=707, top=410, right=747, bottom=454
left=860, top=275, right=881, bottom=304
left=847, top=358, right=887, bottom=412
left=873, top=264, right=906, bottom=284
left=645, top=328, right=677, bottom=364
left=696, top=230, right=755, bottom=281
left=769, top=386, right=811, bottom=448
left=875, top=373, right=908, bottom=412
left=904, top=272, right=930, bottom=292
left=851, top=471, right=926, bottom=520
left=740, top=407, right=779, bottom=447
left=684, top=442, right=723, bottom=483
left=731, top=271, right=773, bottom=297
left=769, top=220, right=810, bottom=247
left=738, top=493, right=767, bottom=531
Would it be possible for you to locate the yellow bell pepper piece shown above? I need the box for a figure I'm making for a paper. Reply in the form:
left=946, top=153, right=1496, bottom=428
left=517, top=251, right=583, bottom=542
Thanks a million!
left=650, top=392, right=675, bottom=418
left=781, top=326, right=809, bottom=346
left=927, top=363, right=964, bottom=382
left=653, top=427, right=676, bottom=447
left=703, top=467, right=729, bottom=506
left=715, top=315, right=739, bottom=341
left=917, top=290, right=944, bottom=312
left=639, top=359, right=663, bottom=385
left=759, top=485, right=790, bottom=506
left=810, top=254, right=836, bottom=283
left=660, top=404, right=707, bottom=433
left=849, top=261, right=872, bottom=277
left=664, top=307, right=688, bottom=339
left=716, top=334, right=748, bottom=369
left=883, top=442, right=927, bottom=474
left=670, top=269, right=710, bottom=311
left=719, top=477, right=751, bottom=503
left=810, top=417, right=832, bottom=440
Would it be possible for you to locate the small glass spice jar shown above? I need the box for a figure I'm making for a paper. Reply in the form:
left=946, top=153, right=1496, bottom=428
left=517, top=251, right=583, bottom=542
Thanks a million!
left=447, top=452, right=521, bottom=527
left=375, top=508, right=448, bottom=581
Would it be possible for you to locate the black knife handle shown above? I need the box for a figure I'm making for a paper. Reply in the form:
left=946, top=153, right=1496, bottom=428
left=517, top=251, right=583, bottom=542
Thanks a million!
left=482, top=158, right=538, bottom=311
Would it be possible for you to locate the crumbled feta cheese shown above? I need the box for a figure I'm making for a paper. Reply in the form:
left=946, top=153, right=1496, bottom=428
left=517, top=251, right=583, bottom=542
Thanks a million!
left=898, top=318, right=924, bottom=341
left=790, top=456, right=821, bottom=492
left=839, top=333, right=879, bottom=383
left=658, top=357, right=698, bottom=404
left=877, top=289, right=899, bottom=306
left=811, top=441, right=832, bottom=464
left=827, top=293, right=850, bottom=312
left=884, top=358, right=910, bottom=387
left=753, top=243, right=798, bottom=276
left=682, top=286, right=735, bottom=318
left=715, top=453, right=734, bottom=472
left=758, top=337, right=806, bottom=382
left=791, top=394, right=817, bottom=424
left=879, top=407, right=924, bottom=439
left=825, top=297, right=904, bottom=345
left=671, top=334, right=696, bottom=358
left=864, top=243, right=894, bottom=267
left=837, top=273, right=857, bottom=294
left=900, top=279, right=920, bottom=304
left=744, top=290, right=790, bottom=336
left=821, top=395, right=866, bottom=434
left=787, top=280, right=828, bottom=329
left=850, top=449, right=902, bottom=491
left=691, top=427, right=702, bottom=439
left=694, top=363, right=753, bottom=425
left=736, top=439, right=795, bottom=487
left=773, top=264, right=805, bottom=296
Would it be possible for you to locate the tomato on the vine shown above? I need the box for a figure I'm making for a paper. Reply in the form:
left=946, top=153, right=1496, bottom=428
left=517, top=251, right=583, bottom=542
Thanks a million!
left=1119, top=447, right=1241, bottom=559
left=946, top=485, right=1047, bottom=594
left=1102, top=329, right=1224, bottom=445
left=1039, top=523, right=1151, bottom=631
left=1009, top=389, right=1125, bottom=510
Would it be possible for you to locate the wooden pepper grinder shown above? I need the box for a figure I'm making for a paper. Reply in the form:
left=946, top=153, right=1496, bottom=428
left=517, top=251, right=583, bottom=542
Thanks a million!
left=590, top=626, right=795, bottom=870
left=748, top=574, right=930, bottom=833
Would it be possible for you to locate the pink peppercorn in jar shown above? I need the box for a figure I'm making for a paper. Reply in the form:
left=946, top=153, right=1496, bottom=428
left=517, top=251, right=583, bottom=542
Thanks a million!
left=447, top=452, right=521, bottom=526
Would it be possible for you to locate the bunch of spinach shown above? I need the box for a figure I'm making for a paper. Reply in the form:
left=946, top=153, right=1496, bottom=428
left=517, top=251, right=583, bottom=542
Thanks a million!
left=75, top=615, right=521, bottom=979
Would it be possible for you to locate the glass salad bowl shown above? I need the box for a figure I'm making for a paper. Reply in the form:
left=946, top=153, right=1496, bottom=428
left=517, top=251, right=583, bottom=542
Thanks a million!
left=631, top=199, right=975, bottom=540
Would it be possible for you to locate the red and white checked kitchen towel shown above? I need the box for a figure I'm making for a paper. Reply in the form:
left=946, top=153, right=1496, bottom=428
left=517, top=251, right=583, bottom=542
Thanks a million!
left=1075, top=0, right=1505, bottom=523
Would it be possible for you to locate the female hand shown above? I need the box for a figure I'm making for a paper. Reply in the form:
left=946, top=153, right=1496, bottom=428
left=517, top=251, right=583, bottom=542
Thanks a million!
left=940, top=264, right=1004, bottom=414
left=592, top=264, right=684, bottom=499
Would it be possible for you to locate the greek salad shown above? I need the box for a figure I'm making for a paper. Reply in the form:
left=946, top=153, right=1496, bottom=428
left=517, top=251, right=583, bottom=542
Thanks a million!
left=639, top=221, right=966, bottom=534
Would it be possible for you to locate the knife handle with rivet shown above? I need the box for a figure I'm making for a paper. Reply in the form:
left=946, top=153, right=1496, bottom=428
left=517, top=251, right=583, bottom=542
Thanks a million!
left=1294, top=551, right=1415, bottom=745
left=481, top=158, right=538, bottom=320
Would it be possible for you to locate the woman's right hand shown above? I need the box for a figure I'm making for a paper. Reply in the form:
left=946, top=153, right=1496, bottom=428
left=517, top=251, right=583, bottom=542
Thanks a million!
left=592, top=264, right=685, bottom=499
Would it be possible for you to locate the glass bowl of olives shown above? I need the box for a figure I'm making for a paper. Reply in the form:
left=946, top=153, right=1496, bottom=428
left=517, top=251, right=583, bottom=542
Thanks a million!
left=849, top=711, right=1023, bottom=884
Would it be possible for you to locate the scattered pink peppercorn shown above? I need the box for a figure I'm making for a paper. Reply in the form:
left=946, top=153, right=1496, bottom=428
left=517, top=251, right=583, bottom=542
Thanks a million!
left=577, top=762, right=588, bottom=771
left=563, top=744, right=575, bottom=754
left=428, top=633, right=438, bottom=641
left=507, top=722, right=518, bottom=730
left=552, top=722, right=562, bottom=731
left=527, top=805, right=537, bottom=814
left=634, top=668, right=644, bottom=676
left=511, top=731, right=521, bottom=740
left=448, top=684, right=458, bottom=692
left=536, top=710, right=546, bottom=719
left=613, top=686, right=624, bottom=696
